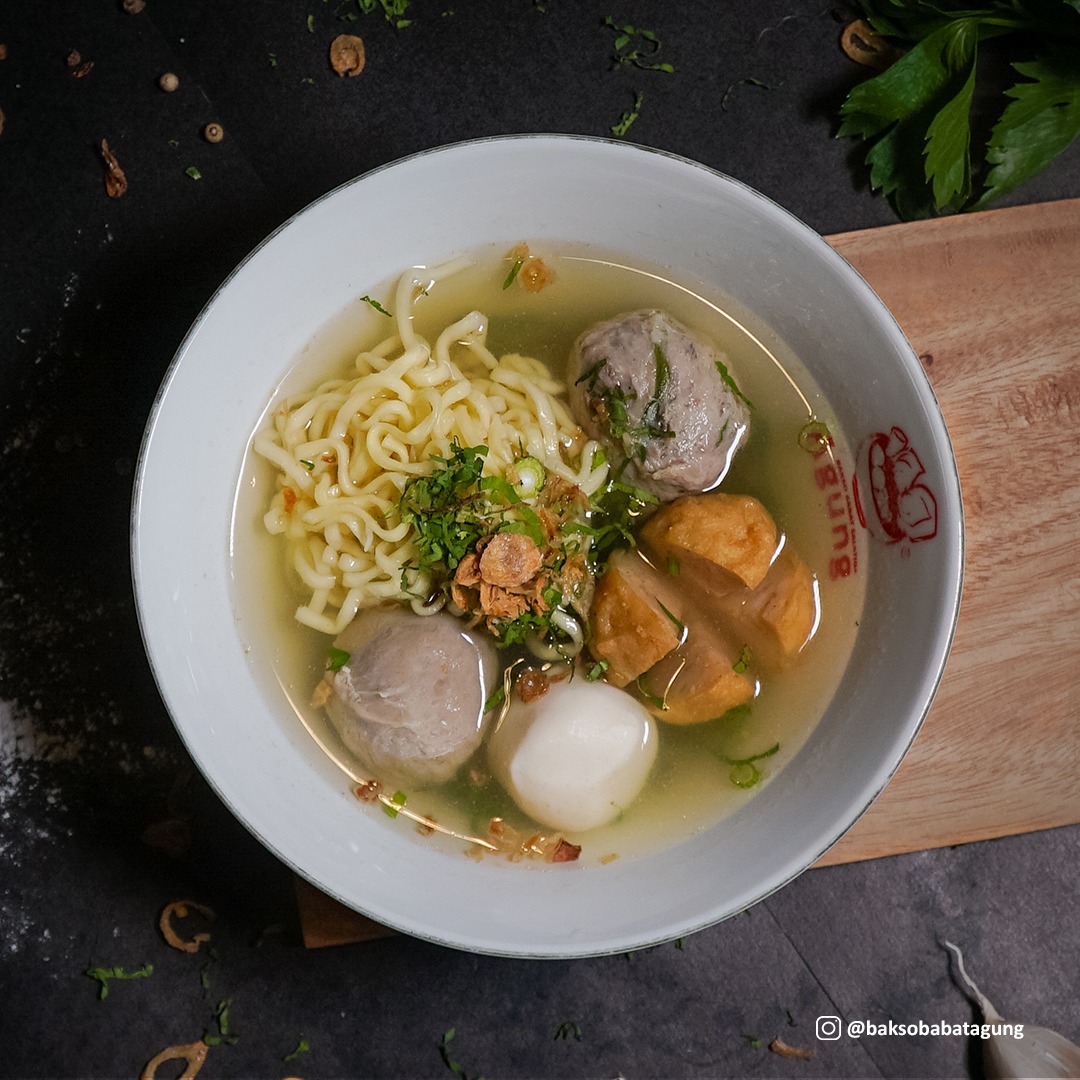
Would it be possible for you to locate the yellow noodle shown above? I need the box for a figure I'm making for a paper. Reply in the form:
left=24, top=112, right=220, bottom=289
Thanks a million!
left=254, top=259, right=609, bottom=635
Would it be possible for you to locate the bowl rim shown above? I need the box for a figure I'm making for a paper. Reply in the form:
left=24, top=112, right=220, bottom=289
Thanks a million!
left=130, top=133, right=964, bottom=957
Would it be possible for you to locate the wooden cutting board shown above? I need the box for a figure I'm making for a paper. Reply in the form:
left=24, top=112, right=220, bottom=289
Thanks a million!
left=297, top=198, right=1080, bottom=945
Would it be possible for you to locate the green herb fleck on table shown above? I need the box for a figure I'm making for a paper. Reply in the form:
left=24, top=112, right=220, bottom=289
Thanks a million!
left=284, top=1035, right=311, bottom=1061
left=604, top=16, right=675, bottom=72
left=838, top=0, right=1080, bottom=219
left=204, top=998, right=239, bottom=1047
left=721, top=76, right=773, bottom=113
left=306, top=12, right=315, bottom=31
left=440, top=1028, right=485, bottom=1080
left=743, top=1033, right=763, bottom=1048
left=554, top=1019, right=583, bottom=1041
left=185, top=166, right=202, bottom=180
left=611, top=89, right=644, bottom=136
left=85, top=963, right=153, bottom=999
left=357, top=0, right=412, bottom=28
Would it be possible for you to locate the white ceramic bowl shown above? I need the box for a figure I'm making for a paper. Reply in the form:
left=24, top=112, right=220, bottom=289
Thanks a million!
left=132, top=135, right=963, bottom=957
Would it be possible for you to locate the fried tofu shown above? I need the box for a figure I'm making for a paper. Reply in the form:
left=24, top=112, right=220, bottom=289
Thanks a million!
left=640, top=493, right=777, bottom=593
left=588, top=550, right=682, bottom=688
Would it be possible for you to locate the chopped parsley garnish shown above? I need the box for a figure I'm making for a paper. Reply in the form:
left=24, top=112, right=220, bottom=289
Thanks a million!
left=360, top=294, right=393, bottom=317
left=573, top=469, right=657, bottom=568
left=483, top=685, right=506, bottom=713
left=715, top=358, right=753, bottom=409
left=399, top=443, right=490, bottom=573
left=85, top=963, right=153, bottom=999
left=732, top=645, right=751, bottom=674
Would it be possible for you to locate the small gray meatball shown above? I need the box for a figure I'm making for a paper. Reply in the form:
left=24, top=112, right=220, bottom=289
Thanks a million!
left=325, top=607, right=499, bottom=786
left=569, top=310, right=750, bottom=501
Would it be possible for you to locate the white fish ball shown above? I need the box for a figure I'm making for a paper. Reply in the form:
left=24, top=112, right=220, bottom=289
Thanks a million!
left=488, top=679, right=658, bottom=833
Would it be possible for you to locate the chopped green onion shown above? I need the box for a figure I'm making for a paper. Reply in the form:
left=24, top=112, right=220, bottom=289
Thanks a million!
left=798, top=420, right=833, bottom=455
left=511, top=456, right=546, bottom=498
left=666, top=554, right=680, bottom=577
left=585, top=659, right=609, bottom=681
left=326, top=647, right=350, bottom=671
left=299, top=459, right=315, bottom=471
left=383, top=790, right=407, bottom=818
left=185, top=166, right=202, bottom=180
left=724, top=742, right=780, bottom=789
left=484, top=686, right=506, bottom=713
left=732, top=645, right=751, bottom=674
left=503, top=257, right=525, bottom=289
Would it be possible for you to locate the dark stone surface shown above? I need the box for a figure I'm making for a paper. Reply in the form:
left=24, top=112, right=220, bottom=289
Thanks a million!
left=1, top=1, right=1078, bottom=1076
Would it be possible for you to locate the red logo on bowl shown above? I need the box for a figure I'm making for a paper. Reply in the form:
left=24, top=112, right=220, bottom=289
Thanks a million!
left=855, top=427, right=938, bottom=544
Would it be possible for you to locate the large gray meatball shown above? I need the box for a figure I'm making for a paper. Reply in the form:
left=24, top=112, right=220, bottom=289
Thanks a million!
left=324, top=607, right=499, bottom=786
left=569, top=310, right=750, bottom=501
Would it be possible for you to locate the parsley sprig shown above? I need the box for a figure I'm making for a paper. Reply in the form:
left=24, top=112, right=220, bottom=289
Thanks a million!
left=839, top=0, right=1080, bottom=219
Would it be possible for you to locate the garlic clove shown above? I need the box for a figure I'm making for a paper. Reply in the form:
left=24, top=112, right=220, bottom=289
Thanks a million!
left=985, top=1024, right=1080, bottom=1080
left=945, top=941, right=1080, bottom=1080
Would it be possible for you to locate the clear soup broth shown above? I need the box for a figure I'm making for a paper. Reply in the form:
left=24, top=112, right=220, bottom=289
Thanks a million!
left=232, top=244, right=866, bottom=865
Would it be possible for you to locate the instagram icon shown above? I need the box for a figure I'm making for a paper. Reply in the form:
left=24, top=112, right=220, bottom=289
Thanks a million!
left=816, top=1016, right=842, bottom=1041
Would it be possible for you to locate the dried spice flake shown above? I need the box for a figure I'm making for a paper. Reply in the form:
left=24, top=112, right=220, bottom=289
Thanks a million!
left=839, top=19, right=901, bottom=71
left=140, top=1040, right=209, bottom=1080
left=159, top=899, right=216, bottom=953
left=99, top=139, right=128, bottom=198
left=769, top=1037, right=816, bottom=1060
left=0, top=44, right=8, bottom=61
left=330, top=34, right=366, bottom=77
left=123, top=0, right=147, bottom=13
